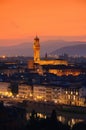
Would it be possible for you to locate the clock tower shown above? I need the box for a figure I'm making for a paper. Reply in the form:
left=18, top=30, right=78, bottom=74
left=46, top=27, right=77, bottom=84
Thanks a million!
left=33, top=36, right=40, bottom=63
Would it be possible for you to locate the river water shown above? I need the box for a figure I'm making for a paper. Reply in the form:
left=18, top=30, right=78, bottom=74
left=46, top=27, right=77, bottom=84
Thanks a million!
left=26, top=112, right=85, bottom=128
left=26, top=101, right=86, bottom=127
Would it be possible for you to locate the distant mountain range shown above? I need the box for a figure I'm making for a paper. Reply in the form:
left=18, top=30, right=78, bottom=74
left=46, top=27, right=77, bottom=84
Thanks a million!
left=0, top=40, right=86, bottom=56
left=50, top=44, right=86, bottom=56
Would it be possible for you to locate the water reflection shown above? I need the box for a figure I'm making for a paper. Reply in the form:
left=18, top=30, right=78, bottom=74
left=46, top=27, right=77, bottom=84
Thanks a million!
left=26, top=113, right=46, bottom=120
left=26, top=112, right=84, bottom=127
left=57, top=115, right=83, bottom=127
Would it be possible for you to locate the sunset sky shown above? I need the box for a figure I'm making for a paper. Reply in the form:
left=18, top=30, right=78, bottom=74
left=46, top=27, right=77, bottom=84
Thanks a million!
left=0, top=0, right=86, bottom=45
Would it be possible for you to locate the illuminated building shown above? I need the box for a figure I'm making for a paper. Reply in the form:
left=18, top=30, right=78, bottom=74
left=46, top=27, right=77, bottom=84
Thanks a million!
left=33, top=36, right=40, bottom=63
left=33, top=85, right=46, bottom=101
left=29, top=36, right=82, bottom=76
left=36, top=64, right=81, bottom=76
left=33, top=36, right=68, bottom=65
left=62, top=84, right=86, bottom=106
left=17, top=82, right=86, bottom=106
left=0, top=82, right=12, bottom=97
left=33, top=84, right=61, bottom=103
left=18, top=84, right=32, bottom=98
left=27, top=36, right=83, bottom=77
left=48, top=66, right=81, bottom=76
left=33, top=83, right=86, bottom=106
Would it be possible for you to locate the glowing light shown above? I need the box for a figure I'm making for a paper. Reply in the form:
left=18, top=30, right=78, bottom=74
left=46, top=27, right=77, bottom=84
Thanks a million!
left=76, top=92, right=78, bottom=95
left=71, top=91, right=73, bottom=95
left=66, top=91, right=68, bottom=94
left=54, top=100, right=57, bottom=103
left=29, top=93, right=33, bottom=97
left=2, top=55, right=6, bottom=59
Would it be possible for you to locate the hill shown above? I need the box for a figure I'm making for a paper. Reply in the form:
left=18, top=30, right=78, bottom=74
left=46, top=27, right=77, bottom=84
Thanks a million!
left=0, top=40, right=86, bottom=56
left=50, top=44, right=86, bottom=56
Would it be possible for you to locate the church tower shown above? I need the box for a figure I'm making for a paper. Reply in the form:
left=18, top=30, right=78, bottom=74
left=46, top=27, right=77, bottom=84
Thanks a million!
left=33, top=36, right=40, bottom=63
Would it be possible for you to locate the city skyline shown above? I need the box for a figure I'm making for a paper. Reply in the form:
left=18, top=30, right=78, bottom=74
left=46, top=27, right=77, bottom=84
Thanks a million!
left=0, top=0, right=86, bottom=46
left=0, top=1, right=86, bottom=128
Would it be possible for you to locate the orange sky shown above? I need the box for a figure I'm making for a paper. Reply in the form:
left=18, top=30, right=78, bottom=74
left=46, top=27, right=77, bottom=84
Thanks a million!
left=0, top=0, right=86, bottom=40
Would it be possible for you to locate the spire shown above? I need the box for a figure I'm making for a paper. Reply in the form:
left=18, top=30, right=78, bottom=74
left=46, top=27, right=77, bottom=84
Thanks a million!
left=34, top=35, right=39, bottom=40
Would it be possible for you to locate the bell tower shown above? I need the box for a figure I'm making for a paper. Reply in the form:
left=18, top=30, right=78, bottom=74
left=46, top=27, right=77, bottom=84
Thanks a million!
left=33, top=36, right=40, bottom=63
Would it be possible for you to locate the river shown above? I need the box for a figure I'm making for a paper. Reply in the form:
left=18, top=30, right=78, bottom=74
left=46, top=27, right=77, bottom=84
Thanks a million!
left=25, top=101, right=86, bottom=127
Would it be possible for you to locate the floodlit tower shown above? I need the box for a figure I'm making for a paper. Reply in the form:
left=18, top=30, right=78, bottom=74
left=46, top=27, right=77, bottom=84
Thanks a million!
left=33, top=36, right=40, bottom=62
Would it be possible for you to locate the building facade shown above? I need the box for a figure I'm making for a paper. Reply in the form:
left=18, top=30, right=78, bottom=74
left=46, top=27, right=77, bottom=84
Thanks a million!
left=0, top=82, right=12, bottom=97
left=62, top=85, right=86, bottom=106
left=18, top=84, right=32, bottom=99
left=18, top=83, right=86, bottom=106
left=33, top=84, right=62, bottom=103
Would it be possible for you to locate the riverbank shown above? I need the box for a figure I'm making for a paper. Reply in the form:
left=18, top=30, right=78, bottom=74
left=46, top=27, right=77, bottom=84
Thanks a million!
left=20, top=100, right=86, bottom=119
